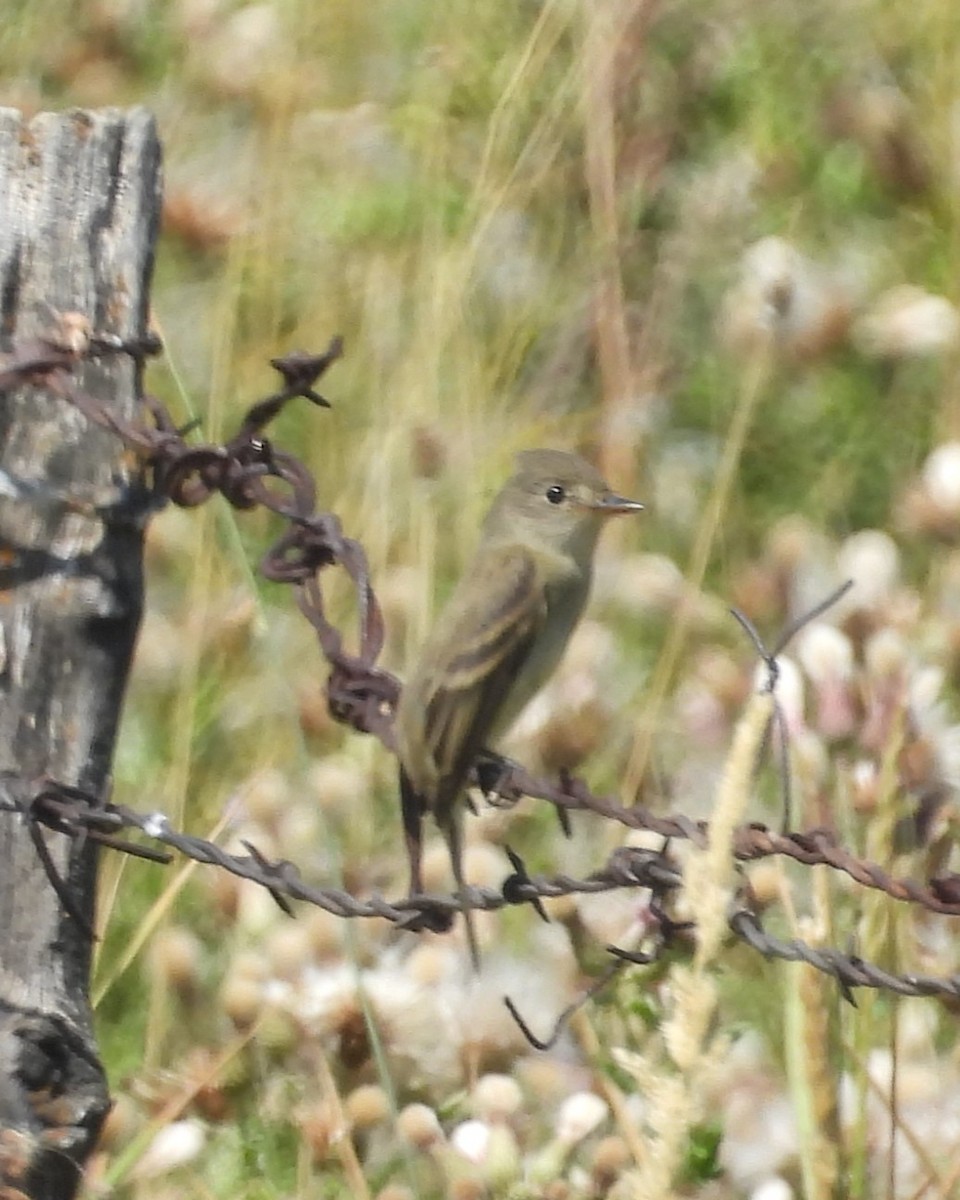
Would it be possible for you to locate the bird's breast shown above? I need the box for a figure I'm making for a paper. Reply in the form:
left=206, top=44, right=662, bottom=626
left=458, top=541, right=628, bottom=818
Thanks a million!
left=491, top=572, right=588, bottom=737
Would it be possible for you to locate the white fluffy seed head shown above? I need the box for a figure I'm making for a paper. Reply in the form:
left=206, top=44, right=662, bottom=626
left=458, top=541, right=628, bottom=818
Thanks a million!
left=345, top=1084, right=390, bottom=1129
left=450, top=1119, right=490, bottom=1164
left=130, top=1119, right=206, bottom=1179
left=837, top=530, right=900, bottom=609
left=750, top=1178, right=795, bottom=1200
left=864, top=627, right=908, bottom=681
left=471, top=1074, right=524, bottom=1122
left=397, top=1103, right=444, bottom=1150
left=851, top=759, right=879, bottom=811
left=220, top=973, right=265, bottom=1028
left=855, top=286, right=960, bottom=358
left=149, top=926, right=202, bottom=994
left=554, top=1092, right=608, bottom=1145
left=721, top=236, right=852, bottom=359
left=796, top=623, right=853, bottom=683
left=923, top=443, right=960, bottom=515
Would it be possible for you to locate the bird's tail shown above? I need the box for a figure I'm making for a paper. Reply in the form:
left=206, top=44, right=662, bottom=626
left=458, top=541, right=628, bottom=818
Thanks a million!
left=399, top=768, right=425, bottom=896
left=401, top=770, right=480, bottom=971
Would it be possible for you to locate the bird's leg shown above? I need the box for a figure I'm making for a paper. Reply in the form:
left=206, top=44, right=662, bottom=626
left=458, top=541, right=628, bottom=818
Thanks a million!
left=445, top=811, right=481, bottom=972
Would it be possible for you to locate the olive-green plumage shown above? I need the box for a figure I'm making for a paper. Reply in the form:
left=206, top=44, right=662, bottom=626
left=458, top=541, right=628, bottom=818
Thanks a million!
left=396, top=449, right=643, bottom=967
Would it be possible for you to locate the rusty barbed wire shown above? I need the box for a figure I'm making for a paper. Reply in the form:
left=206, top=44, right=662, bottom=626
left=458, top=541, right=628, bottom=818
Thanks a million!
left=5, top=774, right=960, bottom=1007
left=4, top=316, right=960, bottom=1006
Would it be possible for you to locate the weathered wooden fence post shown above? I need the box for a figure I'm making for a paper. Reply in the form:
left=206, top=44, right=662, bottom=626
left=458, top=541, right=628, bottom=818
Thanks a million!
left=0, top=108, right=161, bottom=1200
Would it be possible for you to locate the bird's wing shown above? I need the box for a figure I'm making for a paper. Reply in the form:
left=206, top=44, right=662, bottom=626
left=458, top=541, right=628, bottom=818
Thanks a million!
left=420, top=544, right=544, bottom=817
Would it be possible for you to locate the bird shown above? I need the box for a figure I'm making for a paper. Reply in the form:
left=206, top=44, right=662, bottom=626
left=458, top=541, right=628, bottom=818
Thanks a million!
left=395, top=448, right=644, bottom=967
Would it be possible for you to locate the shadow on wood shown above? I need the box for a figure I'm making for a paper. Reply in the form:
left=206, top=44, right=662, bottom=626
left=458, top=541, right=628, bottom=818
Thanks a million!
left=0, top=107, right=161, bottom=1200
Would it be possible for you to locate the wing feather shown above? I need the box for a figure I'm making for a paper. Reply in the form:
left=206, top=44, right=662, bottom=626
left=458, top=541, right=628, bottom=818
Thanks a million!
left=401, top=545, right=544, bottom=816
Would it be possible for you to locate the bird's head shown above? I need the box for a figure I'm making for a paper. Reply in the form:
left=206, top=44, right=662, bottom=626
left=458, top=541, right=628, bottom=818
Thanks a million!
left=485, top=448, right=644, bottom=561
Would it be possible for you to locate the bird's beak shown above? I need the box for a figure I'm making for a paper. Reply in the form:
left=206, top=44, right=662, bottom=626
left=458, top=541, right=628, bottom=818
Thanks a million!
left=591, top=493, right=645, bottom=516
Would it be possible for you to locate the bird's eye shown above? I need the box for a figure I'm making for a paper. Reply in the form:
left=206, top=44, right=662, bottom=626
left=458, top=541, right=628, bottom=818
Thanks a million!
left=546, top=485, right=565, bottom=505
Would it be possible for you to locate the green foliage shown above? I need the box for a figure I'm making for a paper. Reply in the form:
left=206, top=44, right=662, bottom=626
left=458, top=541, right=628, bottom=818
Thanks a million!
left=681, top=1121, right=724, bottom=1184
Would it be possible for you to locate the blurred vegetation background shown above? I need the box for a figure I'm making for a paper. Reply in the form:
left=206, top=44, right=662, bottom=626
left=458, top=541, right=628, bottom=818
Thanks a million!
left=5, top=0, right=960, bottom=1197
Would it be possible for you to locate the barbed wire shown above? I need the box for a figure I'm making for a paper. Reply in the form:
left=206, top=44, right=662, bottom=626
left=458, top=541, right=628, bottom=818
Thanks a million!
left=3, top=315, right=960, bottom=1012
left=3, top=773, right=960, bottom=1006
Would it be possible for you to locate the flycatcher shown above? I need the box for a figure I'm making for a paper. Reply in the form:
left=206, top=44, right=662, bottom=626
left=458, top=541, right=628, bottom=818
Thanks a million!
left=395, top=448, right=643, bottom=967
